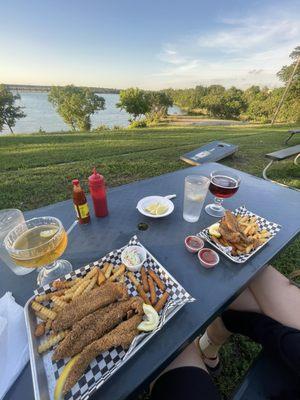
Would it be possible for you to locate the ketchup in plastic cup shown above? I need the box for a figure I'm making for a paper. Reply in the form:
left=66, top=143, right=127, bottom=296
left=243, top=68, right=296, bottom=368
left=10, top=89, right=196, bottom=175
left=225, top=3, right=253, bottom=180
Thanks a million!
left=184, top=236, right=204, bottom=253
left=198, top=248, right=219, bottom=268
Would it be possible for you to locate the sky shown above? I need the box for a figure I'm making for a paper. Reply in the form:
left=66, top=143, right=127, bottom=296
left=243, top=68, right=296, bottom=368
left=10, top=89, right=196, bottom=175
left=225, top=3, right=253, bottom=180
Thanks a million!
left=1, top=0, right=299, bottom=89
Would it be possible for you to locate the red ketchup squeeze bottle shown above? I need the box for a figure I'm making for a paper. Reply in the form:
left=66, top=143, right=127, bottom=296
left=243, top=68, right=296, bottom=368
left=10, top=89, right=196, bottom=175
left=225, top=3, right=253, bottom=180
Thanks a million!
left=88, top=168, right=108, bottom=217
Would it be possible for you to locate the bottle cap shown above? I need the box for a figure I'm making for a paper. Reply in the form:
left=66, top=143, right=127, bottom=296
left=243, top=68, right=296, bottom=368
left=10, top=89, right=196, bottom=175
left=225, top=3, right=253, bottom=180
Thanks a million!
left=88, top=168, right=104, bottom=186
left=72, top=179, right=79, bottom=186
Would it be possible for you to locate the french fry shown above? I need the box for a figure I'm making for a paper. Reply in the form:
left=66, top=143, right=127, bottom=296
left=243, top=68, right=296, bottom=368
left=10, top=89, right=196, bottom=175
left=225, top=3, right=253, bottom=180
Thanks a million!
left=104, top=264, right=114, bottom=279
left=83, top=273, right=98, bottom=293
left=127, top=272, right=140, bottom=287
left=148, top=275, right=157, bottom=305
left=35, top=310, right=48, bottom=321
left=101, top=263, right=110, bottom=274
left=97, top=269, right=106, bottom=285
left=85, top=267, right=98, bottom=280
left=52, top=279, right=79, bottom=290
left=61, top=278, right=85, bottom=300
left=118, top=274, right=125, bottom=283
left=154, top=291, right=169, bottom=312
left=127, top=272, right=151, bottom=305
left=38, top=330, right=68, bottom=354
left=148, top=270, right=165, bottom=291
left=243, top=224, right=255, bottom=235
left=72, top=279, right=91, bottom=299
left=35, top=289, right=66, bottom=303
left=245, top=244, right=253, bottom=254
left=52, top=296, right=67, bottom=309
left=31, top=301, right=56, bottom=320
left=233, top=243, right=247, bottom=252
left=45, top=319, right=52, bottom=333
left=140, top=267, right=149, bottom=293
left=109, top=264, right=126, bottom=282
left=136, top=285, right=151, bottom=305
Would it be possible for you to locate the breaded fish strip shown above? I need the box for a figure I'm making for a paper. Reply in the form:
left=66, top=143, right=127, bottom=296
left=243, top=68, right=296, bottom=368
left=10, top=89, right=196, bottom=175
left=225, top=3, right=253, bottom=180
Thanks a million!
left=63, top=314, right=142, bottom=394
left=52, top=282, right=128, bottom=332
left=53, top=297, right=143, bottom=360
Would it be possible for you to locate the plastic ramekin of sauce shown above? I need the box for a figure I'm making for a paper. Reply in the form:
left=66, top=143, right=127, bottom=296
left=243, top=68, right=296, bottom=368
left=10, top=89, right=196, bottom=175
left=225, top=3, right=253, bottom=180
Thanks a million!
left=198, top=248, right=219, bottom=268
left=184, top=236, right=204, bottom=253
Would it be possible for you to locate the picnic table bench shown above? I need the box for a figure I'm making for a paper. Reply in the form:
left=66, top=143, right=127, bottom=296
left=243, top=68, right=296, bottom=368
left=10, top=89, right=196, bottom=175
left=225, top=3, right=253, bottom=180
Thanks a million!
left=232, top=351, right=299, bottom=400
left=2, top=162, right=300, bottom=400
left=263, top=144, right=300, bottom=182
left=285, top=129, right=300, bottom=144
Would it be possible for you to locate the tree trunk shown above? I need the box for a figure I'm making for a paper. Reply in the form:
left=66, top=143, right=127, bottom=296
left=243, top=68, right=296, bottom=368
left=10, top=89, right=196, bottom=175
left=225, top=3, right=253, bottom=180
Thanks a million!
left=3, top=117, right=14, bottom=133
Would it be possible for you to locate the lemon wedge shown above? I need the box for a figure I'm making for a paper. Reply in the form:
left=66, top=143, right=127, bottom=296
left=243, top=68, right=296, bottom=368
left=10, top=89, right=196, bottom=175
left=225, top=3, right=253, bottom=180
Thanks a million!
left=40, top=228, right=58, bottom=238
left=145, top=203, right=158, bottom=214
left=54, top=354, right=80, bottom=400
left=145, top=202, right=168, bottom=216
left=138, top=304, right=159, bottom=332
left=208, top=223, right=221, bottom=238
left=155, top=205, right=168, bottom=215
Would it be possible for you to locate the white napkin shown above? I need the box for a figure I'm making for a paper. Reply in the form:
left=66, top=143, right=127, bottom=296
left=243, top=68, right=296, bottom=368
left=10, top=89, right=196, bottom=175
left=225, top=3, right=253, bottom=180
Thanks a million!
left=0, top=292, right=29, bottom=400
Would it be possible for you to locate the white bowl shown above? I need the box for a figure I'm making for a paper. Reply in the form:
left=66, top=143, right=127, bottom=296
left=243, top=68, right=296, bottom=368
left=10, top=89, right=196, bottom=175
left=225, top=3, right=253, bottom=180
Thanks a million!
left=121, top=245, right=147, bottom=272
left=136, top=196, right=174, bottom=218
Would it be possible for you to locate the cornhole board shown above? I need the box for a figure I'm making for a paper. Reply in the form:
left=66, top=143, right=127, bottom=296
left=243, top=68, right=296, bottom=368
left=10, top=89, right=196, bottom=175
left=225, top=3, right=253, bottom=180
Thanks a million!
left=180, top=141, right=238, bottom=166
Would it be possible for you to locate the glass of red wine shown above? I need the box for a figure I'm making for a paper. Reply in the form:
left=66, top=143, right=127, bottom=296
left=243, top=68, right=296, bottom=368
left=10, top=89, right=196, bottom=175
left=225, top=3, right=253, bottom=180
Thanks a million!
left=205, top=170, right=241, bottom=217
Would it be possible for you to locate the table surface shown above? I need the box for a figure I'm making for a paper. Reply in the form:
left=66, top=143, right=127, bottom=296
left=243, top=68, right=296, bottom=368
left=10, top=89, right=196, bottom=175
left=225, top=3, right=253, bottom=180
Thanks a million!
left=2, top=162, right=300, bottom=400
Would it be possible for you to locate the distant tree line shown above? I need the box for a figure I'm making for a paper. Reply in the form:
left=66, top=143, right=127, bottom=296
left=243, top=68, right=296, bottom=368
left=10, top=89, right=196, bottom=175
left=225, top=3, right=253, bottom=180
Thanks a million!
left=163, top=47, right=300, bottom=123
left=0, top=47, right=298, bottom=133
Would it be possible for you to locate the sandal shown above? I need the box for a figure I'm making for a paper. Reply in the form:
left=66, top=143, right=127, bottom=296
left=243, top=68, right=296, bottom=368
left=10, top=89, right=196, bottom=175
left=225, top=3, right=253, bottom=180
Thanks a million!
left=194, top=337, right=222, bottom=377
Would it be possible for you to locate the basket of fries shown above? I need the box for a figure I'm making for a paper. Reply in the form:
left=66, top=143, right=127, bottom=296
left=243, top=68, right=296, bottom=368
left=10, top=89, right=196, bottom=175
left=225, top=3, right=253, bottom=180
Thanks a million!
left=198, top=206, right=281, bottom=263
left=25, top=235, right=194, bottom=400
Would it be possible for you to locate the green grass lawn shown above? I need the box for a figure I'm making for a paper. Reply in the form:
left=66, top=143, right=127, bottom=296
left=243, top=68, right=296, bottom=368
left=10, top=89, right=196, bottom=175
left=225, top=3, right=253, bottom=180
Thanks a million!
left=1, top=124, right=299, bottom=398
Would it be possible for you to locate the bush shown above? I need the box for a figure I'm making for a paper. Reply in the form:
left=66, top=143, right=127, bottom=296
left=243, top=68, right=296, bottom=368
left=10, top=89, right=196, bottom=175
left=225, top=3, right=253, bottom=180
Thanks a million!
left=92, top=124, right=110, bottom=132
left=128, top=119, right=147, bottom=129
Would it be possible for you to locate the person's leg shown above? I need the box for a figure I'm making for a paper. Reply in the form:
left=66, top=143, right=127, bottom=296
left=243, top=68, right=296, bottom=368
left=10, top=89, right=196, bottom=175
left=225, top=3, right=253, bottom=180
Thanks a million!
left=229, top=287, right=261, bottom=313
left=151, top=342, right=221, bottom=400
left=249, top=265, right=300, bottom=330
left=198, top=288, right=261, bottom=367
left=161, top=342, right=208, bottom=374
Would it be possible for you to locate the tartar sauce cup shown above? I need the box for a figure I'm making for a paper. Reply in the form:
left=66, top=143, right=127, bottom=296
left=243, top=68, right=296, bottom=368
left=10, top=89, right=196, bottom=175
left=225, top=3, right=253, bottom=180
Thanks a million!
left=184, top=236, right=204, bottom=253
left=198, top=248, right=219, bottom=268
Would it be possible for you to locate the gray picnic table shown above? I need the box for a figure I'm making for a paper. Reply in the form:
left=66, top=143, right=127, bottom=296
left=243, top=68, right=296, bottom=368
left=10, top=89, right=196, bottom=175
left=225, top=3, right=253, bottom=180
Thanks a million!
left=2, top=162, right=300, bottom=400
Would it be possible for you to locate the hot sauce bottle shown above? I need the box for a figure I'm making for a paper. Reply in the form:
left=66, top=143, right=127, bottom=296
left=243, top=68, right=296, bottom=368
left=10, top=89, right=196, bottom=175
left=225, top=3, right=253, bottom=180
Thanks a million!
left=72, top=179, right=90, bottom=224
left=88, top=168, right=108, bottom=217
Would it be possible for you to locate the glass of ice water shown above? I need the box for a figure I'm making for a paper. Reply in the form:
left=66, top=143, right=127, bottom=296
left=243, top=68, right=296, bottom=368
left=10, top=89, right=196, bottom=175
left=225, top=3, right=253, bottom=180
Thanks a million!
left=183, top=175, right=210, bottom=222
left=0, top=209, right=34, bottom=275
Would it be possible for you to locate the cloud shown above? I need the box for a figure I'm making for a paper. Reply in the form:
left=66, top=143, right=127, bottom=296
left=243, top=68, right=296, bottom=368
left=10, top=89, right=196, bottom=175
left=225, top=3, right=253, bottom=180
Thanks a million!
left=151, top=9, right=300, bottom=89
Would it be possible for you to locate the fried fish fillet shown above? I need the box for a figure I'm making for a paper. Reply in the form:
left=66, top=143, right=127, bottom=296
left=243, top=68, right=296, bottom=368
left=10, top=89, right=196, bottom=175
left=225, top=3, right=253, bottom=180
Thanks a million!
left=53, top=297, right=143, bottom=360
left=220, top=211, right=253, bottom=246
left=52, top=282, right=128, bottom=332
left=63, top=314, right=143, bottom=394
left=223, top=210, right=240, bottom=232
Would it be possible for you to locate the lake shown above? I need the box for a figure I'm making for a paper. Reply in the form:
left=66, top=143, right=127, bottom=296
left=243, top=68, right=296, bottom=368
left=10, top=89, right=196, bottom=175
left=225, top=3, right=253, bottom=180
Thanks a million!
left=2, top=92, right=183, bottom=134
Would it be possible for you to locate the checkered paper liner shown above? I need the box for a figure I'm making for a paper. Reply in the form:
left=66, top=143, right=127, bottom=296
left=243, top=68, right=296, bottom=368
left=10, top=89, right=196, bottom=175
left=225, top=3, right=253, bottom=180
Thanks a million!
left=33, top=236, right=195, bottom=400
left=198, top=206, right=281, bottom=264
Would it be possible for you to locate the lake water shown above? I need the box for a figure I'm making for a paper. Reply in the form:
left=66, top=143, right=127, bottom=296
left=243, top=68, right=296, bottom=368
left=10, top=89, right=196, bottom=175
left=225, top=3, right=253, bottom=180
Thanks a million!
left=2, top=92, right=183, bottom=134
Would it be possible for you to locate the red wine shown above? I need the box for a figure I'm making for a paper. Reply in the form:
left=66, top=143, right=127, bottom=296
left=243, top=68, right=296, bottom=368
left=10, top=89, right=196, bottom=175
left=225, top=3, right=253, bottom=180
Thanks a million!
left=209, top=175, right=239, bottom=198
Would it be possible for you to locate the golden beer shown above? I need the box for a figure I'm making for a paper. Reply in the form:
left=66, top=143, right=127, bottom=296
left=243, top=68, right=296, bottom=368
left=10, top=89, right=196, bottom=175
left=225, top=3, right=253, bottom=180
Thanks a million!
left=10, top=224, right=68, bottom=268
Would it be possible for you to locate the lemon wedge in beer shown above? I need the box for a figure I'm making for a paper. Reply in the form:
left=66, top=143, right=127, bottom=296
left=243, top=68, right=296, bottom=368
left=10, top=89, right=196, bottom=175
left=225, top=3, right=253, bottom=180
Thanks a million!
left=138, top=304, right=159, bottom=332
left=54, top=354, right=80, bottom=400
left=209, top=223, right=221, bottom=238
left=40, top=228, right=58, bottom=238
